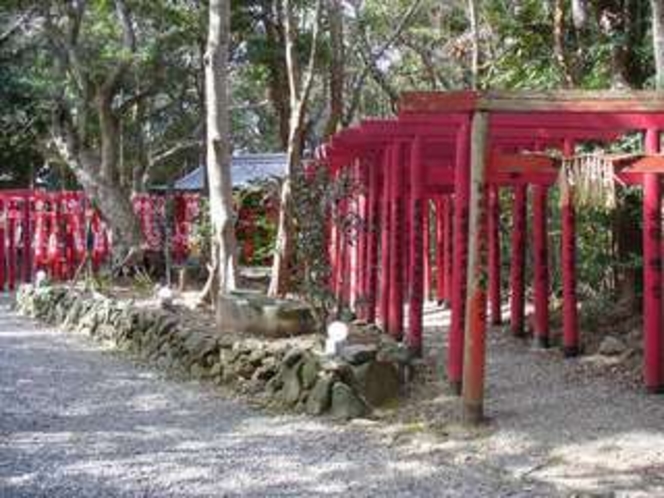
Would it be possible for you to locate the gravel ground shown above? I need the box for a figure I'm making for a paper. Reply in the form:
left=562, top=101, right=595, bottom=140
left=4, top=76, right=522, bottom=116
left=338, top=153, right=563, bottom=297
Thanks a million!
left=408, top=303, right=664, bottom=497
left=3, top=297, right=664, bottom=497
left=0, top=300, right=552, bottom=498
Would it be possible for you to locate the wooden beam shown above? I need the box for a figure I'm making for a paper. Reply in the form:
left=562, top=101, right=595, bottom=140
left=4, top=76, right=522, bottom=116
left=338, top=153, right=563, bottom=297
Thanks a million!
left=400, top=90, right=664, bottom=114
left=620, top=155, right=664, bottom=173
left=462, top=111, right=490, bottom=425
left=490, top=153, right=558, bottom=174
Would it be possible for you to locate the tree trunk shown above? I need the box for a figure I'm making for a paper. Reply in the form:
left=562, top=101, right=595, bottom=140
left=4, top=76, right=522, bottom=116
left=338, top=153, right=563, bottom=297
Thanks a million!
left=467, top=0, right=480, bottom=90
left=553, top=0, right=577, bottom=87
left=262, top=8, right=291, bottom=149
left=49, top=0, right=145, bottom=265
left=204, top=0, right=238, bottom=299
left=268, top=117, right=303, bottom=297
left=324, top=0, right=344, bottom=139
left=268, top=0, right=323, bottom=297
left=597, top=0, right=632, bottom=88
left=653, top=0, right=664, bottom=89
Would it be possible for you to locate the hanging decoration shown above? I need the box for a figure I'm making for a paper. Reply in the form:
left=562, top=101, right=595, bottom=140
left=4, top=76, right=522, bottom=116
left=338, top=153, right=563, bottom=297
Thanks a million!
left=558, top=153, right=617, bottom=210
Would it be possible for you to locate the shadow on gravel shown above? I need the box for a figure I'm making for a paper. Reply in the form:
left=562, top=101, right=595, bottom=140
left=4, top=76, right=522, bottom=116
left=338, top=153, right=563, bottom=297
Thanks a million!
left=0, top=309, right=560, bottom=497
left=413, top=302, right=664, bottom=497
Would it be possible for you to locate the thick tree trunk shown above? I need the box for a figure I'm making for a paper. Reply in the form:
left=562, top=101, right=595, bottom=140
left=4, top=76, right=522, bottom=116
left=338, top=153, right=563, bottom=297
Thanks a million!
left=50, top=0, right=145, bottom=265
left=53, top=107, right=144, bottom=262
left=205, top=0, right=238, bottom=298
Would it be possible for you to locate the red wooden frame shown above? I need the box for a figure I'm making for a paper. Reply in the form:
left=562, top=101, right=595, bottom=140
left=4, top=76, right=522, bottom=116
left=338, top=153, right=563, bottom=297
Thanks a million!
left=322, top=90, right=664, bottom=420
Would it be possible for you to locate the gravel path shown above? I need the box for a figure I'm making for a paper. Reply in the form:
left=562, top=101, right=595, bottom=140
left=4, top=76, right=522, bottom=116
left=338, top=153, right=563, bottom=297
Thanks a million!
left=416, top=303, right=664, bottom=497
left=4, top=298, right=664, bottom=497
left=0, top=300, right=552, bottom=498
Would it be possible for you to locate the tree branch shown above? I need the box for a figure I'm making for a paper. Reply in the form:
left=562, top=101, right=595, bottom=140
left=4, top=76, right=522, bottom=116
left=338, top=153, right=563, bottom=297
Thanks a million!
left=148, top=140, right=201, bottom=167
left=297, top=0, right=323, bottom=117
left=0, top=7, right=36, bottom=46
left=99, top=0, right=136, bottom=102
left=345, top=0, right=424, bottom=122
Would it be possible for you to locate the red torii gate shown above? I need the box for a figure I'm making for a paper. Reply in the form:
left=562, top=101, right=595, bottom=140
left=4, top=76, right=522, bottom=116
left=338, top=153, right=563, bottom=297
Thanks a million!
left=321, top=90, right=664, bottom=424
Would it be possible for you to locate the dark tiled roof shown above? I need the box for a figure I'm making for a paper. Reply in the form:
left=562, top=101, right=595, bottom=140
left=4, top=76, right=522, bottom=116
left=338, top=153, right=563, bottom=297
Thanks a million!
left=175, top=153, right=287, bottom=191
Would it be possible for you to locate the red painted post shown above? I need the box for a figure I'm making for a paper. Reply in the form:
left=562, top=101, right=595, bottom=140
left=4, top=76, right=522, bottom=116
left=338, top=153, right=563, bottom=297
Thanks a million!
left=488, top=185, right=502, bottom=325
left=0, top=200, right=5, bottom=292
left=388, top=143, right=404, bottom=339
left=435, top=198, right=446, bottom=303
left=379, top=147, right=393, bottom=328
left=91, top=212, right=102, bottom=273
left=348, top=161, right=361, bottom=311
left=339, top=197, right=350, bottom=307
left=402, top=167, right=411, bottom=312
left=7, top=207, right=15, bottom=291
left=443, top=196, right=454, bottom=305
left=329, top=169, right=340, bottom=299
left=561, top=139, right=579, bottom=357
left=423, top=199, right=432, bottom=301
left=358, top=160, right=370, bottom=318
left=510, top=185, right=527, bottom=337
left=532, top=185, right=550, bottom=348
left=34, top=196, right=47, bottom=273
left=643, top=128, right=663, bottom=393
left=366, top=156, right=380, bottom=323
left=449, top=123, right=471, bottom=393
left=408, top=137, right=424, bottom=356
left=22, top=197, right=31, bottom=283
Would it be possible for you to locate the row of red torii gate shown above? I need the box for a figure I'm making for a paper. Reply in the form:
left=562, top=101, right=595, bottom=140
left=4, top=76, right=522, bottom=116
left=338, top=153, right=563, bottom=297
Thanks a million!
left=0, top=189, right=200, bottom=288
left=321, top=90, right=664, bottom=423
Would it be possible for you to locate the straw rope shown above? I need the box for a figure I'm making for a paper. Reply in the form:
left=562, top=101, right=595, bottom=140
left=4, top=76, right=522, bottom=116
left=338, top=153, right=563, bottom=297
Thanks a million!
left=559, top=153, right=616, bottom=210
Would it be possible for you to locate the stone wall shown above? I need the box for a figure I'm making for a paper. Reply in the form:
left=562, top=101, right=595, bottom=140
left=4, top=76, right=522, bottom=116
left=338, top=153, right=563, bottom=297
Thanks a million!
left=15, top=285, right=414, bottom=420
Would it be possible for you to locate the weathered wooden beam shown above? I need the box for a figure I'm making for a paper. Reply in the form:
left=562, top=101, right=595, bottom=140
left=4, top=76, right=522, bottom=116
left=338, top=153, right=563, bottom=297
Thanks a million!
left=462, top=111, right=490, bottom=426
left=488, top=172, right=558, bottom=186
left=490, top=153, right=559, bottom=174
left=400, top=90, right=664, bottom=114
